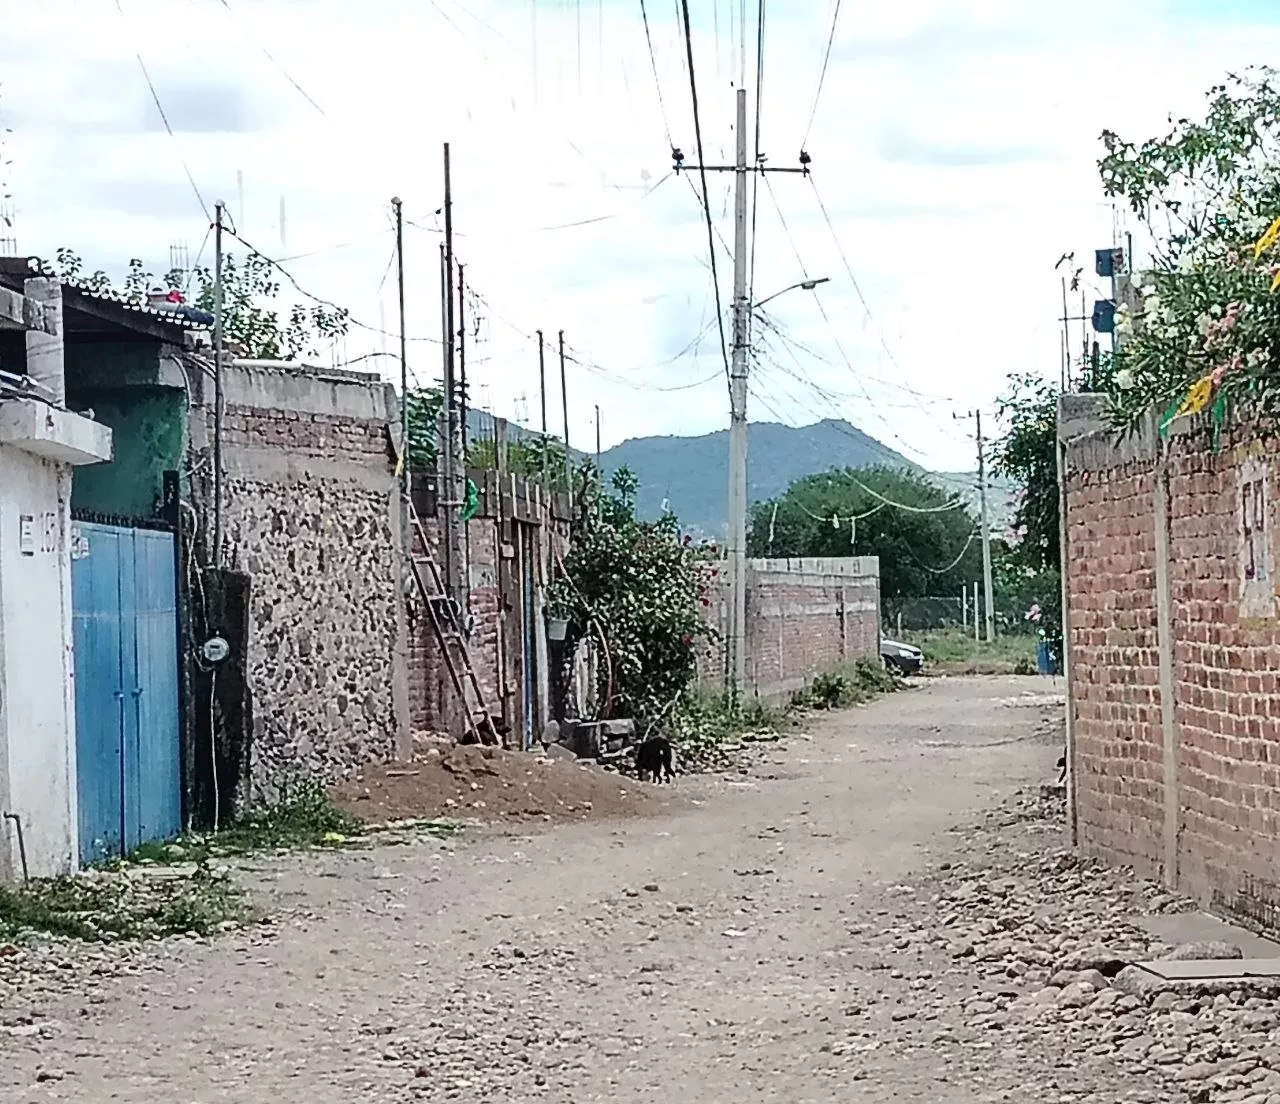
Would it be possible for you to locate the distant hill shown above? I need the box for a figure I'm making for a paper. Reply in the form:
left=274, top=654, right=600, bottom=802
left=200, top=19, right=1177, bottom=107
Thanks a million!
left=465, top=411, right=1019, bottom=535
left=598, top=418, right=919, bottom=535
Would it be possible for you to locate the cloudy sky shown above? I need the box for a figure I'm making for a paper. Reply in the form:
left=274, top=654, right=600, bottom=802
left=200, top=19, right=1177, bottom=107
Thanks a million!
left=4, top=0, right=1279, bottom=470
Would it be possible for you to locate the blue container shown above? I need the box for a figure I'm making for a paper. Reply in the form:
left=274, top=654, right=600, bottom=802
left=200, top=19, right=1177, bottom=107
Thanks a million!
left=1036, top=641, right=1062, bottom=676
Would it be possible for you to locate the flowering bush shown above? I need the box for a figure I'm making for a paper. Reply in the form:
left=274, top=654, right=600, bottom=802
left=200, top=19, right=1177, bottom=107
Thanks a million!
left=1100, top=68, right=1280, bottom=431
left=548, top=466, right=716, bottom=722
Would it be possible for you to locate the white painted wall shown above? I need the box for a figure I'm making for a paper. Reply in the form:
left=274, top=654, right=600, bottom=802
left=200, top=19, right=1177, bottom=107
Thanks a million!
left=0, top=441, right=79, bottom=878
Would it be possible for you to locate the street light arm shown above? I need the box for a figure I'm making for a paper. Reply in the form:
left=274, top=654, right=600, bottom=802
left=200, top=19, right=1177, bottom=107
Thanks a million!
left=752, top=276, right=830, bottom=310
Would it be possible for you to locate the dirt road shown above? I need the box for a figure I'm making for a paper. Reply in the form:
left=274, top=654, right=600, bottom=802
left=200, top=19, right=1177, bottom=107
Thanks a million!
left=2, top=676, right=1063, bottom=1103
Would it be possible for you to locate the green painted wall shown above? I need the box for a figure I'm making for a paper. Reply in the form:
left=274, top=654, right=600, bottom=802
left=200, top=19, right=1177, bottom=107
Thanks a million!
left=64, top=343, right=187, bottom=520
left=70, top=389, right=187, bottom=518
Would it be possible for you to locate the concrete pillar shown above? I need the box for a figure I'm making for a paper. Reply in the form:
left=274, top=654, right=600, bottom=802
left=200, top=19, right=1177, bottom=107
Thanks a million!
left=23, top=278, right=65, bottom=407
left=1153, top=449, right=1180, bottom=889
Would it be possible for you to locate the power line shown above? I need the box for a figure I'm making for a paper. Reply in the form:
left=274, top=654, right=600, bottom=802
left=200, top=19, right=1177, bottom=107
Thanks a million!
left=214, top=0, right=328, bottom=117
left=638, top=0, right=674, bottom=145
left=747, top=0, right=766, bottom=345
left=222, top=227, right=442, bottom=345
left=678, top=0, right=732, bottom=386
left=801, top=0, right=843, bottom=150
left=113, top=0, right=210, bottom=221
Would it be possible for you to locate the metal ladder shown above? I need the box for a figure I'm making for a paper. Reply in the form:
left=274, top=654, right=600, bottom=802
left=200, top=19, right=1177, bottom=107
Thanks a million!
left=405, top=501, right=501, bottom=747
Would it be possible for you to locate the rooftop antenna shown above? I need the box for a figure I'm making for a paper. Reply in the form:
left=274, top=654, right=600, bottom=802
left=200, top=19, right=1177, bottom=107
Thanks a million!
left=0, top=202, right=16, bottom=257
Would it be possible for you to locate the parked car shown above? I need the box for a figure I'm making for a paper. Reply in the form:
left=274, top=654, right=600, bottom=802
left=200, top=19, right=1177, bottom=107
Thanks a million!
left=880, top=637, right=923, bottom=675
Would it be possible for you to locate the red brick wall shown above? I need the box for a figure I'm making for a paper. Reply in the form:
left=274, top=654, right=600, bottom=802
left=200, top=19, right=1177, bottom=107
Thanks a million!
left=1064, top=460, right=1164, bottom=875
left=407, top=514, right=502, bottom=738
left=699, top=557, right=881, bottom=698
left=1066, top=413, right=1280, bottom=926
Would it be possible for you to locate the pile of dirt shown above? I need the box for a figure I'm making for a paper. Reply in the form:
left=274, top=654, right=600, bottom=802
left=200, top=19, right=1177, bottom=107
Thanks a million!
left=331, top=742, right=673, bottom=826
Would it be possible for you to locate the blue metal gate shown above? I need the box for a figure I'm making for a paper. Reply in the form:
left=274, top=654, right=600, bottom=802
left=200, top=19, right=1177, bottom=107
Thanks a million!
left=71, top=522, right=182, bottom=863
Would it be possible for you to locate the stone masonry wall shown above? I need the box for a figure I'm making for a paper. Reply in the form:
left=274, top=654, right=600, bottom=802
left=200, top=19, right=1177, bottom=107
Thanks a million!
left=206, top=364, right=408, bottom=792
left=699, top=557, right=881, bottom=699
left=1064, top=398, right=1280, bottom=929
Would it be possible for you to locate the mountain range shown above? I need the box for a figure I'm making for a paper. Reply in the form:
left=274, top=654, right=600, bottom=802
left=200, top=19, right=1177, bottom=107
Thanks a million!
left=467, top=410, right=1017, bottom=536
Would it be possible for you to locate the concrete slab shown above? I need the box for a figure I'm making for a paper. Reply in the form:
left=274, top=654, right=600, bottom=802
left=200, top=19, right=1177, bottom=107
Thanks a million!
left=1139, top=958, right=1280, bottom=981
left=1133, top=909, right=1280, bottom=959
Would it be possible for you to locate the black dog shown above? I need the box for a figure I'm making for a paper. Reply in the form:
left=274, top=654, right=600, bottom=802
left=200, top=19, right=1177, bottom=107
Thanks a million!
left=634, top=736, right=675, bottom=783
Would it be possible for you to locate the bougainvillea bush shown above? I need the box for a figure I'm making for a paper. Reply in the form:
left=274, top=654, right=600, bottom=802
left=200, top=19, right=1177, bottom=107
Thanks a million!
left=548, top=466, right=716, bottom=722
left=1100, top=68, right=1280, bottom=432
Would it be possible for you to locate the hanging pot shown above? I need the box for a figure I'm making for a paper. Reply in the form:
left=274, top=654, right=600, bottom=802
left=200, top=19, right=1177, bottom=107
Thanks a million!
left=545, top=615, right=569, bottom=642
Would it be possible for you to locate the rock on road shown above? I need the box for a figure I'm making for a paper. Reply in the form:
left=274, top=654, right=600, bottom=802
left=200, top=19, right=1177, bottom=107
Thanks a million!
left=2, top=676, right=1063, bottom=1103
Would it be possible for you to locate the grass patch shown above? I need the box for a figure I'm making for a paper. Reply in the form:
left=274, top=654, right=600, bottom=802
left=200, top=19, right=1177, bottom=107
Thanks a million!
left=907, top=629, right=1038, bottom=676
left=791, top=658, right=901, bottom=711
left=0, top=868, right=250, bottom=942
left=123, top=775, right=366, bottom=867
left=668, top=694, right=793, bottom=772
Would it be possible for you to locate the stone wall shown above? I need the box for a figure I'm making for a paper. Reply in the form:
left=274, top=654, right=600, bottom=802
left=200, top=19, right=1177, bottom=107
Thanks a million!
left=197, top=362, right=409, bottom=791
left=1062, top=396, right=1280, bottom=929
left=699, top=556, right=882, bottom=699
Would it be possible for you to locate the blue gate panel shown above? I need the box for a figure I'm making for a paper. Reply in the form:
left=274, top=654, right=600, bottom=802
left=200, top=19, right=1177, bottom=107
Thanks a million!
left=71, top=524, right=126, bottom=864
left=126, top=529, right=182, bottom=849
left=71, top=522, right=181, bottom=863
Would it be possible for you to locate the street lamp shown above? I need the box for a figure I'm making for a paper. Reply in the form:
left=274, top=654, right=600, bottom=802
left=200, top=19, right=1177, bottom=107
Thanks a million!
left=752, top=276, right=830, bottom=311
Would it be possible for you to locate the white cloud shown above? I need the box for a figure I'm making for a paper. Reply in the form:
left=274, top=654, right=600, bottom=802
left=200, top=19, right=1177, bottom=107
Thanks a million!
left=3, top=0, right=1279, bottom=471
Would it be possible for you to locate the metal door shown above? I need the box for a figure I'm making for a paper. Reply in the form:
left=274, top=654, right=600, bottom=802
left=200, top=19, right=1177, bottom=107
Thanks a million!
left=71, top=522, right=182, bottom=862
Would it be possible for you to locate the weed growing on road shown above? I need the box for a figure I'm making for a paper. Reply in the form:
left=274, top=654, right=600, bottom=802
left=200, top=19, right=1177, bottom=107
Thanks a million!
left=0, top=868, right=250, bottom=942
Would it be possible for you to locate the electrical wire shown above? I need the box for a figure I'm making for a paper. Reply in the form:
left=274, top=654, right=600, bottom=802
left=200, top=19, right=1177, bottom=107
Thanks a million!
left=746, top=0, right=766, bottom=347
left=638, top=0, right=676, bottom=147
left=222, top=227, right=442, bottom=345
left=801, top=0, right=843, bottom=150
left=678, top=0, right=732, bottom=386
left=909, top=527, right=981, bottom=575
left=113, top=0, right=210, bottom=221
left=214, top=0, right=328, bottom=116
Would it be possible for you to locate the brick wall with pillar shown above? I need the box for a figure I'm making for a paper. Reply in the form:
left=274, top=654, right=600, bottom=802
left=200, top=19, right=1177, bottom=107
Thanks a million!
left=698, top=556, right=881, bottom=700
left=1062, top=395, right=1280, bottom=929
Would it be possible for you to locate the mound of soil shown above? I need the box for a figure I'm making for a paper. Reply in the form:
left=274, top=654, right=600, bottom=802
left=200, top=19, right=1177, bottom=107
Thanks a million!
left=331, top=742, right=673, bottom=826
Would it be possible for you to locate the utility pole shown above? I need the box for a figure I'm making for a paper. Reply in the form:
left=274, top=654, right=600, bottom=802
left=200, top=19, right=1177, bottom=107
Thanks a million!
left=392, top=197, right=408, bottom=504
left=212, top=200, right=226, bottom=567
left=673, top=93, right=811, bottom=701
left=727, top=87, right=750, bottom=699
left=558, top=329, right=571, bottom=493
left=457, top=262, right=468, bottom=455
left=594, top=404, right=601, bottom=465
left=976, top=410, right=996, bottom=644
left=537, top=329, right=548, bottom=486
left=441, top=142, right=466, bottom=610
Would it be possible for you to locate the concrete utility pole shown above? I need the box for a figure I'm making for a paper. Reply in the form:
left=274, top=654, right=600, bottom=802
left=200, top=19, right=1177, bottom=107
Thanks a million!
left=558, top=329, right=571, bottom=493
left=391, top=197, right=408, bottom=504
left=727, top=86, right=750, bottom=698
left=441, top=143, right=467, bottom=609
left=212, top=200, right=226, bottom=568
left=976, top=410, right=996, bottom=644
left=672, top=89, right=813, bottom=700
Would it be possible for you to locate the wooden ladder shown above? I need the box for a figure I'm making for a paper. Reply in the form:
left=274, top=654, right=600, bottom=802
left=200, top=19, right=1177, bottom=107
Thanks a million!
left=406, top=501, right=501, bottom=747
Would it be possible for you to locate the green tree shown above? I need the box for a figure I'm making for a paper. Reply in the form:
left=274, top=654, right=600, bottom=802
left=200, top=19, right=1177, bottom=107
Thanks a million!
left=1098, top=67, right=1280, bottom=428
left=37, top=249, right=348, bottom=361
left=466, top=435, right=574, bottom=491
left=990, top=374, right=1062, bottom=641
left=547, top=467, right=714, bottom=721
left=748, top=467, right=980, bottom=619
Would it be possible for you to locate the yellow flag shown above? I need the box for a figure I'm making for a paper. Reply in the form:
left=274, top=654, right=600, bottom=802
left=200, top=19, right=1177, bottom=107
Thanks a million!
left=1255, top=216, right=1280, bottom=259
left=1175, top=373, right=1215, bottom=419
